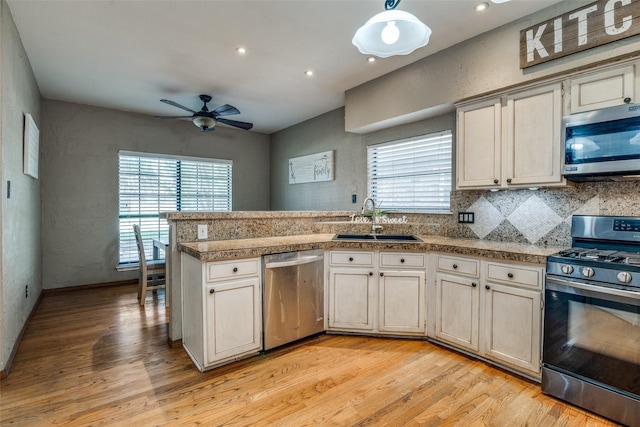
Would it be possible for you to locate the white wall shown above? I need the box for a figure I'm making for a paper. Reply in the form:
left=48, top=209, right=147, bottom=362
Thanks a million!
left=40, top=100, right=270, bottom=289
left=1, top=0, right=42, bottom=373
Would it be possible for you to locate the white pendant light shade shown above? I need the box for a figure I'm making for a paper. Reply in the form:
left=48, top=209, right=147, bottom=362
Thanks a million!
left=352, top=9, right=431, bottom=58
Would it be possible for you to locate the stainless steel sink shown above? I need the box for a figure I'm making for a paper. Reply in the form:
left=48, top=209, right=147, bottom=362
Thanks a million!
left=332, top=234, right=422, bottom=242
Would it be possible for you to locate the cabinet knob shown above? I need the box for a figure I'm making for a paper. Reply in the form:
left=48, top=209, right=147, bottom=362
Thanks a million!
left=209, top=289, right=215, bottom=294
left=349, top=257, right=354, bottom=262
left=380, top=272, right=384, bottom=277
left=452, top=264, right=458, bottom=269
left=485, top=285, right=491, bottom=290
left=400, top=258, right=405, bottom=263
left=369, top=271, right=373, bottom=276
left=624, top=97, right=632, bottom=104
left=506, top=178, right=512, bottom=183
left=233, top=267, right=238, bottom=273
left=472, top=282, right=477, bottom=287
left=507, top=272, right=514, bottom=278
left=493, top=179, right=499, bottom=184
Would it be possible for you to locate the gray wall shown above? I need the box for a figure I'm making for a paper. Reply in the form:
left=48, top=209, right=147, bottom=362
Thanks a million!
left=270, top=108, right=365, bottom=210
left=40, top=100, right=270, bottom=289
left=345, top=0, right=640, bottom=133
left=1, top=1, right=42, bottom=373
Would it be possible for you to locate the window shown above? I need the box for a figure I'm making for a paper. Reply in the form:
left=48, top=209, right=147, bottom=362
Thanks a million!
left=118, top=152, right=232, bottom=264
left=367, top=131, right=452, bottom=212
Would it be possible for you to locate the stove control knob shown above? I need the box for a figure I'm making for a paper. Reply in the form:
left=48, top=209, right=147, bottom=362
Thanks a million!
left=561, top=265, right=574, bottom=274
left=617, top=271, right=632, bottom=283
left=581, top=267, right=595, bottom=278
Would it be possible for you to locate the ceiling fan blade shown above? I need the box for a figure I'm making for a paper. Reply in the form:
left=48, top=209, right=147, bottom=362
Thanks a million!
left=160, top=99, right=197, bottom=114
left=212, top=104, right=240, bottom=117
left=154, top=115, right=193, bottom=120
left=217, top=118, right=253, bottom=130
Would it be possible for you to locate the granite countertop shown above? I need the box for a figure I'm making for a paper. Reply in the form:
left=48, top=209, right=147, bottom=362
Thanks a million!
left=178, top=234, right=565, bottom=265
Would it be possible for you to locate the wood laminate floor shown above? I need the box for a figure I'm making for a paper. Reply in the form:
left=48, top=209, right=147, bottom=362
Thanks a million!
left=0, top=284, right=620, bottom=426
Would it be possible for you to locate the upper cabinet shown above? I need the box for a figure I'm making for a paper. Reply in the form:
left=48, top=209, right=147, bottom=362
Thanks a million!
left=457, top=98, right=502, bottom=189
left=569, top=64, right=639, bottom=113
left=457, top=82, right=565, bottom=190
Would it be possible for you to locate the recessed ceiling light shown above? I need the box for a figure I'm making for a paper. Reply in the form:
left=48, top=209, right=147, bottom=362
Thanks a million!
left=304, top=70, right=313, bottom=76
left=236, top=47, right=247, bottom=54
left=367, top=56, right=376, bottom=63
left=474, top=2, right=489, bottom=12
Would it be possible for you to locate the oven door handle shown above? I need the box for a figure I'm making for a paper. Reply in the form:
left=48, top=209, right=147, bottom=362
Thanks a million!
left=546, top=277, right=640, bottom=301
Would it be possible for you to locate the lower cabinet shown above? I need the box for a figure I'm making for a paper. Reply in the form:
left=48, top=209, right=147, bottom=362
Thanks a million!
left=430, top=254, right=544, bottom=378
left=483, top=282, right=541, bottom=373
left=434, top=273, right=479, bottom=352
left=182, top=254, right=262, bottom=371
left=327, top=250, right=427, bottom=336
left=328, top=267, right=375, bottom=331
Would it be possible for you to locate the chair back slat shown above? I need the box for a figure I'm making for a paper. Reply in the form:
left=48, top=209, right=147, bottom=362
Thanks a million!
left=132, top=224, right=147, bottom=270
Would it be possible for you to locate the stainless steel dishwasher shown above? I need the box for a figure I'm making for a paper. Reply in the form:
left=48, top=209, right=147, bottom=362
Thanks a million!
left=263, top=249, right=324, bottom=350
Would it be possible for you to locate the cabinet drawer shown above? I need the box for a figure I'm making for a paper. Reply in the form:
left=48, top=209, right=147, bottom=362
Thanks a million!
left=436, top=255, right=479, bottom=277
left=380, top=252, right=425, bottom=269
left=329, top=251, right=374, bottom=267
left=485, top=262, right=543, bottom=289
left=206, top=258, right=260, bottom=282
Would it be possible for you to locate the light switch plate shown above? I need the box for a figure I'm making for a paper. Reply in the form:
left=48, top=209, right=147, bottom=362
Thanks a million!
left=197, top=224, right=208, bottom=239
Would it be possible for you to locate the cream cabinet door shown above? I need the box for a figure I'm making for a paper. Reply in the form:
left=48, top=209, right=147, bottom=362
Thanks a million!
left=570, top=65, right=636, bottom=113
left=456, top=98, right=502, bottom=189
left=378, top=270, right=426, bottom=335
left=434, top=273, right=480, bottom=352
left=504, top=83, right=564, bottom=187
left=482, top=282, right=541, bottom=375
left=205, top=277, right=262, bottom=365
left=328, top=267, right=375, bottom=331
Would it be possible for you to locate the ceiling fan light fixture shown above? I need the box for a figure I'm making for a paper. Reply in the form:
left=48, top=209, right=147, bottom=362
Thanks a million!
left=352, top=4, right=431, bottom=58
left=193, top=116, right=216, bottom=131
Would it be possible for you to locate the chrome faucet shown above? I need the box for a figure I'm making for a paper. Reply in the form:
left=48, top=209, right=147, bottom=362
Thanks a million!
left=361, top=197, right=383, bottom=234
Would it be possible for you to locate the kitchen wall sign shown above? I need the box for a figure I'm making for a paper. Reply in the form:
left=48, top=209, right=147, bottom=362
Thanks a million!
left=288, top=150, right=334, bottom=184
left=520, top=0, right=640, bottom=68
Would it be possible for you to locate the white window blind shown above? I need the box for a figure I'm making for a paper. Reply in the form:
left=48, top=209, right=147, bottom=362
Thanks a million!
left=118, top=152, right=232, bottom=264
left=367, top=131, right=452, bottom=212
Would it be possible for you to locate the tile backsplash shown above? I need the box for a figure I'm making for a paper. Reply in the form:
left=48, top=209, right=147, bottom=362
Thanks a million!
left=448, top=181, right=640, bottom=247
left=167, top=181, right=640, bottom=248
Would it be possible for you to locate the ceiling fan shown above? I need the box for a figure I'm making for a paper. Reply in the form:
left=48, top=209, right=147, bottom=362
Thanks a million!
left=154, top=94, right=253, bottom=132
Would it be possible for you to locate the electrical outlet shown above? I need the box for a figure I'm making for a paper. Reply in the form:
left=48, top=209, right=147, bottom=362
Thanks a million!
left=458, top=212, right=475, bottom=224
left=197, top=224, right=208, bottom=239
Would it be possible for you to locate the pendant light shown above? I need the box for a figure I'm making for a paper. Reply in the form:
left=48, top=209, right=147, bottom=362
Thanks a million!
left=352, top=0, right=431, bottom=58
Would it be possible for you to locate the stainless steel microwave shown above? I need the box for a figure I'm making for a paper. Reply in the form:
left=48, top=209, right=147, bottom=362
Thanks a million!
left=563, top=103, right=640, bottom=181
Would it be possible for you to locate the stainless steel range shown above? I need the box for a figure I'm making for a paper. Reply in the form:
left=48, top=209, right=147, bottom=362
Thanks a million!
left=543, top=215, right=640, bottom=427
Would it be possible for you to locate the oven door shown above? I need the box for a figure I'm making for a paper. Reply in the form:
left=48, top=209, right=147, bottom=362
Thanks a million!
left=543, top=277, right=640, bottom=425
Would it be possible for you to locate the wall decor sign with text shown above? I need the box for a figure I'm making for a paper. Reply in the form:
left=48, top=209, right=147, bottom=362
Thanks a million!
left=288, top=150, right=334, bottom=184
left=520, top=0, right=640, bottom=68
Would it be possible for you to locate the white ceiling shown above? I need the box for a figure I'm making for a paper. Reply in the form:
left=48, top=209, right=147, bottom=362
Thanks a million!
left=6, top=0, right=560, bottom=134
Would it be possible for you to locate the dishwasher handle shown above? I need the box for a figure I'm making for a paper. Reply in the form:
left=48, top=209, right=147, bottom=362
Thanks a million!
left=264, top=255, right=324, bottom=269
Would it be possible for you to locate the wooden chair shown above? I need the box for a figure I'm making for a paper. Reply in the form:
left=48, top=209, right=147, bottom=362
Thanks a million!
left=133, top=224, right=166, bottom=306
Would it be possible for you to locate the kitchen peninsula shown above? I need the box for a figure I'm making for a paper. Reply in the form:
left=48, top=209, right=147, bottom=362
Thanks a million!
left=166, top=210, right=562, bottom=378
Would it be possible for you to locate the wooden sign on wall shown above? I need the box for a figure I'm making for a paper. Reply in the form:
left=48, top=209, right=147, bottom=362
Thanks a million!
left=288, top=150, right=334, bottom=184
left=520, top=0, right=640, bottom=69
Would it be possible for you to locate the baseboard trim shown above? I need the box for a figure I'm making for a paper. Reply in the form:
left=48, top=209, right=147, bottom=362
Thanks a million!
left=0, top=291, right=44, bottom=380
left=43, top=279, right=138, bottom=294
